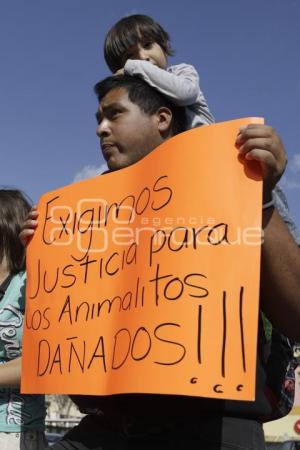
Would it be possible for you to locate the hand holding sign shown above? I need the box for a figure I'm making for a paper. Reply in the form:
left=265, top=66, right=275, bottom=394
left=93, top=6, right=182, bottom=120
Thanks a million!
left=236, top=124, right=287, bottom=202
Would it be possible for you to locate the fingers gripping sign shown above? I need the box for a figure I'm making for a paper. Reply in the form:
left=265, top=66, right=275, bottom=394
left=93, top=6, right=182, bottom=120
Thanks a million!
left=19, top=205, right=39, bottom=247
left=235, top=124, right=287, bottom=202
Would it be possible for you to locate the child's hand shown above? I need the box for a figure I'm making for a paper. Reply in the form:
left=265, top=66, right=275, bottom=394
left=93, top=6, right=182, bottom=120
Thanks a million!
left=19, top=206, right=39, bottom=246
left=114, top=68, right=125, bottom=75
left=235, top=124, right=287, bottom=202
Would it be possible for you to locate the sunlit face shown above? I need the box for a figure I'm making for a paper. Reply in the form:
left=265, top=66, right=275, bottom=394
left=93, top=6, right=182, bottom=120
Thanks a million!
left=96, top=87, right=163, bottom=171
left=125, top=41, right=168, bottom=69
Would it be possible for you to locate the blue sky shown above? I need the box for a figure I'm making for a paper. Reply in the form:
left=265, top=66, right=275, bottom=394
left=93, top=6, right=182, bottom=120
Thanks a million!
left=1, top=0, right=299, bottom=227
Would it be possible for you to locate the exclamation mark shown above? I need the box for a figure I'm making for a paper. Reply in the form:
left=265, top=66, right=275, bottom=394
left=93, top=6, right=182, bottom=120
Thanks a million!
left=197, top=304, right=202, bottom=364
left=239, top=286, right=246, bottom=372
left=221, top=291, right=227, bottom=378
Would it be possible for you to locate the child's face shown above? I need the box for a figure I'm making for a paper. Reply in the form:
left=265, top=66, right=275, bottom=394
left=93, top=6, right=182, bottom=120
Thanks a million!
left=126, top=41, right=168, bottom=69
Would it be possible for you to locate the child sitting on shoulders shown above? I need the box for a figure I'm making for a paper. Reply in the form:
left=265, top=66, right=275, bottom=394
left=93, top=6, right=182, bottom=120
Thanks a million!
left=104, top=14, right=214, bottom=129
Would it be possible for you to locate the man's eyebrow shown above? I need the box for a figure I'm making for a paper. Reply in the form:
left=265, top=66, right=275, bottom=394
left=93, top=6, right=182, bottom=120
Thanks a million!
left=102, top=102, right=123, bottom=111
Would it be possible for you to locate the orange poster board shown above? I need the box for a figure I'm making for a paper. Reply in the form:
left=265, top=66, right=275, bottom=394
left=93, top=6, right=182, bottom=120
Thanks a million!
left=22, top=118, right=263, bottom=401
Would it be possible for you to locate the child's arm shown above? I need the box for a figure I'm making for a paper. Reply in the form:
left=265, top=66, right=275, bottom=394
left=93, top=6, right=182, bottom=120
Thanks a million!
left=124, top=60, right=214, bottom=125
left=124, top=60, right=199, bottom=106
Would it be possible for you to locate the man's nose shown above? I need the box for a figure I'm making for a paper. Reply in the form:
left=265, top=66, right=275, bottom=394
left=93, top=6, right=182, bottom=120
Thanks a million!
left=96, top=118, right=110, bottom=138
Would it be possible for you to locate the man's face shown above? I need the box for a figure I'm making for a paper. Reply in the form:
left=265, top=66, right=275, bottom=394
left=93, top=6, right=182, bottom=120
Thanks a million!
left=96, top=87, right=163, bottom=171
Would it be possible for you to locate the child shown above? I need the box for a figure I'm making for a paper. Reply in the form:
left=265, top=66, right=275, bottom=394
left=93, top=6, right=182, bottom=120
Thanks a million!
left=104, top=14, right=214, bottom=129
left=0, top=189, right=47, bottom=450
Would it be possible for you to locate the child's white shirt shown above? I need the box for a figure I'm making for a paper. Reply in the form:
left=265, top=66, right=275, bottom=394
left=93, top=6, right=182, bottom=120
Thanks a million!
left=124, top=59, right=214, bottom=128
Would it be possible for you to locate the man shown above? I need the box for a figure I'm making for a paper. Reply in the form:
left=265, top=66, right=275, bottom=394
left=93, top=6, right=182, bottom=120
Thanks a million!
left=38, top=75, right=300, bottom=449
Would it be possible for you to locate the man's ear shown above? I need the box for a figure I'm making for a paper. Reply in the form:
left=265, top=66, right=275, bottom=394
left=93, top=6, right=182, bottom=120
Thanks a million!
left=155, top=107, right=172, bottom=134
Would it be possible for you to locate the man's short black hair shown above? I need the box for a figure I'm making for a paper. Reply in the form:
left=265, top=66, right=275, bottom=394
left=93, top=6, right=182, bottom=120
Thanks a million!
left=94, top=75, right=186, bottom=136
left=104, top=14, right=173, bottom=73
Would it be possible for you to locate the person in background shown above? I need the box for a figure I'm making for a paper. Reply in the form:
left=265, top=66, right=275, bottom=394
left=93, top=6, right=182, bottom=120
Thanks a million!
left=0, top=189, right=47, bottom=450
